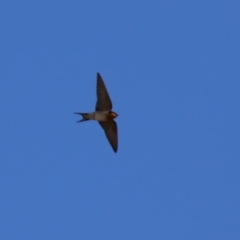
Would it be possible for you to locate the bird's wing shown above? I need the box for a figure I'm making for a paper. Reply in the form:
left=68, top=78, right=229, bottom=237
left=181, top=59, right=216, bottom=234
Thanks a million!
left=95, top=73, right=113, bottom=111
left=98, top=120, right=118, bottom=152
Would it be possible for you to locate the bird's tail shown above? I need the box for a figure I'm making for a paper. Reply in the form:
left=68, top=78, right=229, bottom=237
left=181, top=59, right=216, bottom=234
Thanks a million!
left=74, top=112, right=90, bottom=122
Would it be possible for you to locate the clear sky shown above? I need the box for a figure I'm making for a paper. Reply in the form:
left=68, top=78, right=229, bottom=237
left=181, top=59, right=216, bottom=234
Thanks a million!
left=0, top=1, right=239, bottom=239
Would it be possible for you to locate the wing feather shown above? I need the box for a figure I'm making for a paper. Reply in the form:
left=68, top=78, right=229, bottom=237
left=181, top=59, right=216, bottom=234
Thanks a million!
left=95, top=73, right=113, bottom=111
left=98, top=120, right=118, bottom=152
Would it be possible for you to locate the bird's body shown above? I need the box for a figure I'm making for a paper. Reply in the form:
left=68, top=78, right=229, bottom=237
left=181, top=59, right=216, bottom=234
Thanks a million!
left=78, top=111, right=117, bottom=122
left=75, top=73, right=118, bottom=152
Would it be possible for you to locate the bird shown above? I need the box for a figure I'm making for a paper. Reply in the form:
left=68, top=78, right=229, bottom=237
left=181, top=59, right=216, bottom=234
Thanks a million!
left=74, top=73, right=118, bottom=152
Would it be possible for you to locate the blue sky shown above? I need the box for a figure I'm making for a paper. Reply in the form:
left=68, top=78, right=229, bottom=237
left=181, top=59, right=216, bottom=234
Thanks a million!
left=0, top=1, right=239, bottom=239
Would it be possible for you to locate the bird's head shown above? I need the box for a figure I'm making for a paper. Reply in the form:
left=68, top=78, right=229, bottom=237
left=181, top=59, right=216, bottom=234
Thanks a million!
left=109, top=111, right=118, bottom=119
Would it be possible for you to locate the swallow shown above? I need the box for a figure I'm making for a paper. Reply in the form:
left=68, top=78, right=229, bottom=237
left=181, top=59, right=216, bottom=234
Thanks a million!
left=75, top=73, right=118, bottom=152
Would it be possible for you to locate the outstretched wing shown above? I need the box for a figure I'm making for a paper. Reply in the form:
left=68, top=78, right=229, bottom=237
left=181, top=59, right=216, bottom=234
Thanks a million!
left=98, top=120, right=118, bottom=152
left=95, top=73, right=113, bottom=111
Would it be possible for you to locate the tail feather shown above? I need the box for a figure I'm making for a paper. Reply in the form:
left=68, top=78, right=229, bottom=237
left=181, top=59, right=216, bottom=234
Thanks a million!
left=74, top=112, right=90, bottom=122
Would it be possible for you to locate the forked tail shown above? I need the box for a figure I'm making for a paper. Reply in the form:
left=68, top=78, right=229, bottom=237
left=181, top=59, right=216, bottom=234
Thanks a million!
left=74, top=112, right=90, bottom=122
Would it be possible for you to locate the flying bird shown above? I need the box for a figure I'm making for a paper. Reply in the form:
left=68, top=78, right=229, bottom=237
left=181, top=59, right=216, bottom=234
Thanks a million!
left=75, top=73, right=118, bottom=152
